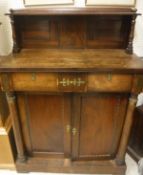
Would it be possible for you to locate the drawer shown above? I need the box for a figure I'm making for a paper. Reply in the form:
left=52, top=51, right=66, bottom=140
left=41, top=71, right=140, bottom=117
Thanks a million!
left=11, top=73, right=58, bottom=91
left=11, top=73, right=87, bottom=92
left=10, top=73, right=132, bottom=92
left=87, top=74, right=132, bottom=92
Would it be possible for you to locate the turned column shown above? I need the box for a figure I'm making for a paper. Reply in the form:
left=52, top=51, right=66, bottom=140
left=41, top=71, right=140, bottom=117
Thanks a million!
left=116, top=95, right=137, bottom=165
left=126, top=14, right=137, bottom=54
left=6, top=92, right=26, bottom=162
left=9, top=9, right=21, bottom=53
left=116, top=75, right=143, bottom=165
left=0, top=73, right=26, bottom=162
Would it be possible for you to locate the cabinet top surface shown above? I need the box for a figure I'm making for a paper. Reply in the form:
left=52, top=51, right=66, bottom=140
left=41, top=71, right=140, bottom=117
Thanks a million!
left=10, top=7, right=137, bottom=16
left=0, top=49, right=143, bottom=73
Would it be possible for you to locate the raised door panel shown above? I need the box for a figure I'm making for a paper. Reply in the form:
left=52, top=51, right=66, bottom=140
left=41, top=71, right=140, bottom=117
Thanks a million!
left=72, top=94, right=128, bottom=160
left=21, top=16, right=60, bottom=48
left=17, top=93, right=71, bottom=158
left=60, top=17, right=85, bottom=49
left=86, top=16, right=128, bottom=49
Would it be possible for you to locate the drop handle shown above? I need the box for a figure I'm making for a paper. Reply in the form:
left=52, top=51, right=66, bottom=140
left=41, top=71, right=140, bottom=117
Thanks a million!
left=57, top=78, right=86, bottom=87
left=72, top=128, right=77, bottom=136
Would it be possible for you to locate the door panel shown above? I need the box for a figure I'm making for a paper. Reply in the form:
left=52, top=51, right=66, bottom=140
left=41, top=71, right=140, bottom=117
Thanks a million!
left=17, top=93, right=71, bottom=157
left=72, top=94, right=128, bottom=160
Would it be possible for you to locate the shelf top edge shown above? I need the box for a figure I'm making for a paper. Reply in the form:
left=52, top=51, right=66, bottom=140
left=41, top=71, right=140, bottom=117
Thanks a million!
left=8, top=7, right=138, bottom=16
left=0, top=49, right=143, bottom=74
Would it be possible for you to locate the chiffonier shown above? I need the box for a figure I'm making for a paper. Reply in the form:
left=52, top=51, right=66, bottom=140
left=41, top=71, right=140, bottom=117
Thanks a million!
left=0, top=7, right=143, bottom=175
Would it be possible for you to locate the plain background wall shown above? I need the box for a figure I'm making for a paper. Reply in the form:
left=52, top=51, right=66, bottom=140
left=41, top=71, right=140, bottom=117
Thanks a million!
left=0, top=0, right=143, bottom=105
left=0, top=0, right=24, bottom=55
left=134, top=0, right=143, bottom=56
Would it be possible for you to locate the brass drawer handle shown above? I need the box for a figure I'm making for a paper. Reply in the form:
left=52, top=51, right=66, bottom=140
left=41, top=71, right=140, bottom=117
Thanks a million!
left=58, top=78, right=67, bottom=86
left=76, top=78, right=86, bottom=86
left=58, top=78, right=86, bottom=87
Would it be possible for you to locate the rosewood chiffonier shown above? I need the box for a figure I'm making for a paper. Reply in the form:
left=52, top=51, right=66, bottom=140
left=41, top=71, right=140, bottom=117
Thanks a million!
left=0, top=7, right=143, bottom=175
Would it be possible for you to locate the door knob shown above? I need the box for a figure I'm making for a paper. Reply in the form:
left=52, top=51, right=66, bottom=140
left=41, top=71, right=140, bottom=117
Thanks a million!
left=66, top=125, right=71, bottom=133
left=72, top=128, right=77, bottom=136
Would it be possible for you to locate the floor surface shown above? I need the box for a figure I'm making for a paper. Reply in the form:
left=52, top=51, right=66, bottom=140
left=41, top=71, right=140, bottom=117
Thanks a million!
left=0, top=154, right=139, bottom=175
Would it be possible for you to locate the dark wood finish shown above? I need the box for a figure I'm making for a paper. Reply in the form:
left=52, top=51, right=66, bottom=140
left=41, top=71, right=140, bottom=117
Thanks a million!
left=1, top=49, right=143, bottom=73
left=116, top=95, right=137, bottom=165
left=11, top=73, right=58, bottom=91
left=126, top=15, right=137, bottom=54
left=0, top=72, right=135, bottom=93
left=6, top=8, right=139, bottom=52
left=9, top=10, right=21, bottom=53
left=6, top=92, right=26, bottom=162
left=88, top=74, right=132, bottom=92
left=11, top=15, right=131, bottom=50
left=7, top=8, right=140, bottom=53
left=0, top=7, right=143, bottom=175
left=9, top=7, right=138, bottom=16
left=72, top=94, right=128, bottom=160
left=17, top=93, right=71, bottom=157
left=128, top=105, right=143, bottom=162
left=0, top=92, right=9, bottom=127
left=16, top=158, right=126, bottom=174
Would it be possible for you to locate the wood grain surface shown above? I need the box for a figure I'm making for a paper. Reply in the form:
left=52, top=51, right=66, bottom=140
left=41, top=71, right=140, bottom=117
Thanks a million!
left=1, top=7, right=142, bottom=175
left=9, top=7, right=137, bottom=16
left=0, top=49, right=143, bottom=73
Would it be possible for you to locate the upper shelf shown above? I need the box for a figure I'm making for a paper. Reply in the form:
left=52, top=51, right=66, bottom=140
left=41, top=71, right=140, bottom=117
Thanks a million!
left=10, top=7, right=138, bottom=16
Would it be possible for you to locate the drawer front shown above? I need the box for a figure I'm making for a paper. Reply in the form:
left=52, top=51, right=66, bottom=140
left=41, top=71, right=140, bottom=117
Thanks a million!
left=10, top=73, right=132, bottom=92
left=11, top=73, right=87, bottom=92
left=12, top=73, right=58, bottom=91
left=87, top=74, right=132, bottom=92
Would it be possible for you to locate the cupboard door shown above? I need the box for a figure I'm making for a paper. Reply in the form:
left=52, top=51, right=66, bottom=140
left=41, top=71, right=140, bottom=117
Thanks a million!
left=17, top=93, right=71, bottom=158
left=72, top=94, right=128, bottom=160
